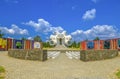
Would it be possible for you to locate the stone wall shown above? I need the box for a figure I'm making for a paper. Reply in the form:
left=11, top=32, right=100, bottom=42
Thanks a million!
left=8, top=49, right=47, bottom=61
left=80, top=50, right=118, bottom=61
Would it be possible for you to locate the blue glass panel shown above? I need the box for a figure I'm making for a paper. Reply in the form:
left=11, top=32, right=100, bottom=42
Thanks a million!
left=13, top=39, right=24, bottom=49
left=87, top=41, right=94, bottom=49
left=104, top=40, right=110, bottom=49
left=118, top=39, right=120, bottom=48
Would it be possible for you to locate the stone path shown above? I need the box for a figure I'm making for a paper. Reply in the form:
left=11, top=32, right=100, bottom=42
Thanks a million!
left=0, top=51, right=120, bottom=79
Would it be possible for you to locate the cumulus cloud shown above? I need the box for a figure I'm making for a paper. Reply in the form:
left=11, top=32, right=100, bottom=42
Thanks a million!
left=71, top=25, right=120, bottom=41
left=82, top=8, right=96, bottom=20
left=7, top=36, right=13, bottom=39
left=91, top=0, right=99, bottom=3
left=0, top=24, right=28, bottom=35
left=24, top=19, right=64, bottom=34
left=27, top=37, right=33, bottom=40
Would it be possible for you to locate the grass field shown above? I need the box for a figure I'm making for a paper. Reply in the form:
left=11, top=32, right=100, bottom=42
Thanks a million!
left=0, top=66, right=5, bottom=79
left=116, top=70, right=120, bottom=79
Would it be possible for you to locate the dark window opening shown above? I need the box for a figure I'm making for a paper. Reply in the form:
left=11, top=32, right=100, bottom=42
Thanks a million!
left=104, top=40, right=110, bottom=49
left=59, top=38, right=62, bottom=45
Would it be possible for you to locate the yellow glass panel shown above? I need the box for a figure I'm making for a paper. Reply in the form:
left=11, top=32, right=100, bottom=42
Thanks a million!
left=2, top=45, right=4, bottom=48
left=2, top=40, right=7, bottom=46
left=4, top=40, right=7, bottom=46
left=0, top=38, right=3, bottom=45
left=2, top=40, right=4, bottom=46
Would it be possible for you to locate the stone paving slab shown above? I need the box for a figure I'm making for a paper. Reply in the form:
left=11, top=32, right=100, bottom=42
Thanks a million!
left=0, top=51, right=120, bottom=79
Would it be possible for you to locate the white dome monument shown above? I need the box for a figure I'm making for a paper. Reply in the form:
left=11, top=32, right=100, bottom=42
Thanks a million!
left=49, top=31, right=72, bottom=47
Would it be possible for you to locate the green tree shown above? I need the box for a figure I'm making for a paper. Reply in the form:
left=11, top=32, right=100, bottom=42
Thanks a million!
left=21, top=37, right=27, bottom=40
left=34, top=35, right=42, bottom=42
left=0, top=30, right=4, bottom=38
left=46, top=42, right=48, bottom=47
left=43, top=42, right=53, bottom=48
left=94, top=37, right=100, bottom=41
left=43, top=42, right=46, bottom=48
left=72, top=41, right=77, bottom=48
left=76, top=42, right=80, bottom=48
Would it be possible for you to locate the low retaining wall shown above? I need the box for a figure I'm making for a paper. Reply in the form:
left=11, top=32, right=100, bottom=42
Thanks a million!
left=8, top=49, right=47, bottom=61
left=80, top=50, right=118, bottom=61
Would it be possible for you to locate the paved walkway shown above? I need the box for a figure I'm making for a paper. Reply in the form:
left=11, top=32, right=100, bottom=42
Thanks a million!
left=0, top=51, right=120, bottom=79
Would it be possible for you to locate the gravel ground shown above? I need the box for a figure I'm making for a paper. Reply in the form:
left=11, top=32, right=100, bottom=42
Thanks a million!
left=0, top=51, right=120, bottom=79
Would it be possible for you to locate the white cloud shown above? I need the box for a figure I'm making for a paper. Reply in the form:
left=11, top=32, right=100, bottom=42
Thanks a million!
left=71, top=25, right=120, bottom=41
left=24, top=18, right=64, bottom=34
left=82, top=8, right=96, bottom=20
left=72, top=5, right=77, bottom=10
left=0, top=24, right=28, bottom=35
left=7, top=36, right=13, bottom=39
left=27, top=37, right=33, bottom=40
left=50, top=26, right=64, bottom=33
left=91, top=0, right=99, bottom=3
left=4, top=0, right=19, bottom=4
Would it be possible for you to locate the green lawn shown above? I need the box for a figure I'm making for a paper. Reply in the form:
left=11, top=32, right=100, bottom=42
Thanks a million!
left=69, top=48, right=80, bottom=50
left=0, top=77, right=4, bottom=79
left=0, top=66, right=5, bottom=73
left=116, top=70, right=120, bottom=79
left=0, top=66, right=5, bottom=79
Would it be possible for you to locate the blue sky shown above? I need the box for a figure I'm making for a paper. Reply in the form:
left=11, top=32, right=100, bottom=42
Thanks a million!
left=0, top=0, right=120, bottom=42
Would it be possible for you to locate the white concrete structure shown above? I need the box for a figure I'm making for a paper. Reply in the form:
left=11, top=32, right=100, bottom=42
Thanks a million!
left=65, top=51, right=80, bottom=59
left=47, top=51, right=60, bottom=59
left=34, top=42, right=41, bottom=48
left=49, top=31, right=72, bottom=46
